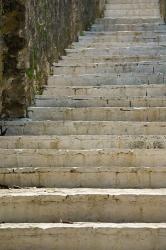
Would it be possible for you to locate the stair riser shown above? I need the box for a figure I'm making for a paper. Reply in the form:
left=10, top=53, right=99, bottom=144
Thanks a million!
left=1, top=149, right=166, bottom=168
left=53, top=63, right=166, bottom=75
left=74, top=41, right=166, bottom=48
left=28, top=107, right=166, bottom=122
left=105, top=10, right=160, bottom=18
left=1, top=135, right=166, bottom=149
left=29, top=107, right=166, bottom=122
left=43, top=86, right=166, bottom=97
left=4, top=121, right=166, bottom=136
left=92, top=24, right=166, bottom=32
left=49, top=74, right=166, bottom=86
left=62, top=55, right=166, bottom=64
left=66, top=47, right=166, bottom=56
left=1, top=225, right=166, bottom=250
left=0, top=194, right=166, bottom=223
left=106, top=4, right=159, bottom=10
left=107, top=0, right=159, bottom=4
left=0, top=167, right=166, bottom=188
left=79, top=34, right=166, bottom=43
left=105, top=8, right=159, bottom=13
left=35, top=97, right=166, bottom=108
left=96, top=17, right=162, bottom=25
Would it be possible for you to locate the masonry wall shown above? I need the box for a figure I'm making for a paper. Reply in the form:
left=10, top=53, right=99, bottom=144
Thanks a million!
left=0, top=38, right=4, bottom=117
left=160, top=0, right=166, bottom=22
left=1, top=0, right=105, bottom=118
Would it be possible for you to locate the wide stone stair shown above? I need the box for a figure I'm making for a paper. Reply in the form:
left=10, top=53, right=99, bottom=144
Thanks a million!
left=1, top=0, right=166, bottom=249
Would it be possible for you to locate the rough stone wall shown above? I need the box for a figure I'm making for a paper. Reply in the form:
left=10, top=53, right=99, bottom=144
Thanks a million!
left=0, top=1, right=6, bottom=117
left=1, top=0, right=28, bottom=118
left=1, top=0, right=105, bottom=118
left=0, top=37, right=4, bottom=116
left=160, top=0, right=166, bottom=22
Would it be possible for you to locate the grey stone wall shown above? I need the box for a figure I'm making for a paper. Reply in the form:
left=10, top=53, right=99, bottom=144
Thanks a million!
left=1, top=0, right=105, bottom=118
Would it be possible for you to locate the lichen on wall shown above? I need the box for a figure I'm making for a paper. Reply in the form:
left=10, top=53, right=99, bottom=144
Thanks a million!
left=1, top=0, right=105, bottom=118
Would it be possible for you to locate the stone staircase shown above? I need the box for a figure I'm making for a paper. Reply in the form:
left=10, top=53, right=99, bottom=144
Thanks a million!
left=1, top=0, right=166, bottom=249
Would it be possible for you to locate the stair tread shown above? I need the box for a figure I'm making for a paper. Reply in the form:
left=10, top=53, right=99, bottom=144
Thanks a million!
left=1, top=188, right=166, bottom=196
left=1, top=222, right=166, bottom=228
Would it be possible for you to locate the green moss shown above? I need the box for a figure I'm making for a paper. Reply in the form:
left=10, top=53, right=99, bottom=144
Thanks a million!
left=25, top=68, right=35, bottom=80
left=80, top=31, right=85, bottom=36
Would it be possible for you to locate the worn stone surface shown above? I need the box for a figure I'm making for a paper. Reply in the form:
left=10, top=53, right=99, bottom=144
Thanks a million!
left=1, top=223, right=166, bottom=250
left=0, top=0, right=105, bottom=118
left=0, top=1, right=166, bottom=249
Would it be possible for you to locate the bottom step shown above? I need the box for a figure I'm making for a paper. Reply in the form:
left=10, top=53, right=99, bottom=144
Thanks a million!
left=1, top=223, right=166, bottom=250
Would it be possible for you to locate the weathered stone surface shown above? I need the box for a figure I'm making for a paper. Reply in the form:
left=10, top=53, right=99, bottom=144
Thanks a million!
left=0, top=1, right=166, bottom=249
left=0, top=0, right=105, bottom=118
left=1, top=0, right=26, bottom=118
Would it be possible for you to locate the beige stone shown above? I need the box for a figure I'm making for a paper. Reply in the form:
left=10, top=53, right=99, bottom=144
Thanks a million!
left=1, top=0, right=166, bottom=248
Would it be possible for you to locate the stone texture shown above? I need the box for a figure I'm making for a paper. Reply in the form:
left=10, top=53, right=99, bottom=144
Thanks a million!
left=0, top=0, right=105, bottom=118
left=1, top=223, right=166, bottom=250
left=160, top=0, right=166, bottom=22
left=0, top=1, right=166, bottom=249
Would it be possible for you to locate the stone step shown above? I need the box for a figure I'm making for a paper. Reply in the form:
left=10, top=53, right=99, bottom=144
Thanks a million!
left=72, top=39, right=166, bottom=49
left=105, top=7, right=159, bottom=14
left=1, top=223, right=166, bottom=250
left=0, top=166, right=166, bottom=189
left=1, top=135, right=166, bottom=149
left=105, top=3, right=159, bottom=10
left=104, top=14, right=160, bottom=19
left=61, top=55, right=166, bottom=64
left=4, top=120, right=166, bottom=136
left=1, top=148, right=166, bottom=168
left=77, top=38, right=166, bottom=47
left=105, top=9, right=160, bottom=17
left=84, top=30, right=166, bottom=36
left=91, top=23, right=166, bottom=32
left=79, top=32, right=166, bottom=43
left=53, top=61, right=166, bottom=75
left=28, top=107, right=166, bottom=122
left=66, top=46, right=166, bottom=55
left=0, top=188, right=166, bottom=223
left=77, top=41, right=166, bottom=49
left=73, top=36, right=166, bottom=46
left=96, top=17, right=163, bottom=25
left=72, top=41, right=166, bottom=50
left=105, top=4, right=159, bottom=9
left=35, top=96, right=166, bottom=108
left=69, top=39, right=166, bottom=46
left=48, top=73, right=166, bottom=86
left=106, top=0, right=159, bottom=4
left=104, top=10, right=160, bottom=18
left=43, top=85, right=166, bottom=97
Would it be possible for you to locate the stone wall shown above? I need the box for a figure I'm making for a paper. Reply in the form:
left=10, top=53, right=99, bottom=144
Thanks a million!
left=160, top=0, right=166, bottom=22
left=0, top=37, right=4, bottom=117
left=1, top=0, right=105, bottom=118
left=0, top=2, right=5, bottom=117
